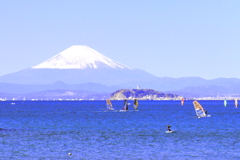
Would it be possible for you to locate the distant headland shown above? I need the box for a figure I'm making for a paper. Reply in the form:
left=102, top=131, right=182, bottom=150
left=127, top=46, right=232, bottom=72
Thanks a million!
left=110, top=89, right=182, bottom=100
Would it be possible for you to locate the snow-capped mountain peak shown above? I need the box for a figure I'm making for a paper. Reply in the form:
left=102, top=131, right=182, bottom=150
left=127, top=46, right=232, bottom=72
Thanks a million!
left=32, top=45, right=132, bottom=70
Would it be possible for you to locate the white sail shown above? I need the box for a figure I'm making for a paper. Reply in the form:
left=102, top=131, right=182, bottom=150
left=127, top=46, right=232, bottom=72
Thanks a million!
left=235, top=98, right=238, bottom=108
left=193, top=101, right=207, bottom=117
left=224, top=99, right=227, bottom=107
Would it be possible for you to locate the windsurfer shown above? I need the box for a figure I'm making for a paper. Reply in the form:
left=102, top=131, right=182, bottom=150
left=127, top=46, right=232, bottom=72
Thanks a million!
left=205, top=110, right=208, bottom=115
left=167, top=125, right=172, bottom=131
left=134, top=99, right=138, bottom=111
left=124, top=99, right=128, bottom=111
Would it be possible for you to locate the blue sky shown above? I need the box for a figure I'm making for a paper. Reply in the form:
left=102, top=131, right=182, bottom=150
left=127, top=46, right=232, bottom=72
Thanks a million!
left=0, top=0, right=239, bottom=79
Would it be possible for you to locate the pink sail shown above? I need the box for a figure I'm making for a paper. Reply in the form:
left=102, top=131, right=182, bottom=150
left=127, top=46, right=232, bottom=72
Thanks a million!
left=181, top=98, right=184, bottom=106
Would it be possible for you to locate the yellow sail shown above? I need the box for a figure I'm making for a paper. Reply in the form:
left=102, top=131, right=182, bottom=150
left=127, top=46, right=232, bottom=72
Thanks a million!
left=193, top=101, right=206, bottom=117
left=133, top=99, right=138, bottom=111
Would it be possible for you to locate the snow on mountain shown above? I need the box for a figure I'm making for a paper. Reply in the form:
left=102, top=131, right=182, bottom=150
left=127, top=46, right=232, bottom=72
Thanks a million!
left=0, top=45, right=158, bottom=86
left=32, top=45, right=132, bottom=70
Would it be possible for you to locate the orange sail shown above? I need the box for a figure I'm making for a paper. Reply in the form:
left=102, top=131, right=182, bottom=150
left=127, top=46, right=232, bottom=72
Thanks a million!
left=193, top=101, right=206, bottom=117
left=106, top=99, right=113, bottom=110
left=181, top=98, right=184, bottom=106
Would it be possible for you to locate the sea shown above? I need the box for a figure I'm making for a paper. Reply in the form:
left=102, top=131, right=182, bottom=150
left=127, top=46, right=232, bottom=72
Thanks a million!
left=0, top=100, right=239, bottom=160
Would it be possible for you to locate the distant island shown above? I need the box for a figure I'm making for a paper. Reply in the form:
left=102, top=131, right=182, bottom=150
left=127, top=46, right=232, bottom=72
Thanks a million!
left=110, top=89, right=182, bottom=100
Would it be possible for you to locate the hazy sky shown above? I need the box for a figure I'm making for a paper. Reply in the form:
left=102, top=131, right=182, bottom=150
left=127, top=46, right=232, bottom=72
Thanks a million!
left=0, top=1, right=239, bottom=79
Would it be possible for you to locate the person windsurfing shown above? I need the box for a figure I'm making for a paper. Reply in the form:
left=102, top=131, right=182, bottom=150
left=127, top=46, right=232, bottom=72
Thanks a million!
left=123, top=99, right=128, bottom=111
left=167, top=125, right=172, bottom=131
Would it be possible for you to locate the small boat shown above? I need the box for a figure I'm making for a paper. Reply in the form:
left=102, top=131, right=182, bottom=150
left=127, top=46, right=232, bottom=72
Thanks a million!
left=133, top=99, right=139, bottom=111
left=106, top=99, right=114, bottom=110
left=181, top=98, right=184, bottom=106
left=224, top=99, right=227, bottom=107
left=193, top=100, right=210, bottom=118
left=165, top=130, right=175, bottom=133
left=234, top=98, right=238, bottom=108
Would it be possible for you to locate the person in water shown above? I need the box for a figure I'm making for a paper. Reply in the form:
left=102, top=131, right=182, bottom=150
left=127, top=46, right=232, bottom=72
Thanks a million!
left=167, top=125, right=172, bottom=131
left=205, top=110, right=208, bottom=115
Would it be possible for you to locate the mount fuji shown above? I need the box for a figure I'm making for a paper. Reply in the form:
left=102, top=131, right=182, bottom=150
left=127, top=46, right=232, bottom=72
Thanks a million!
left=0, top=45, right=157, bottom=86
left=32, top=45, right=132, bottom=70
left=1, top=45, right=240, bottom=98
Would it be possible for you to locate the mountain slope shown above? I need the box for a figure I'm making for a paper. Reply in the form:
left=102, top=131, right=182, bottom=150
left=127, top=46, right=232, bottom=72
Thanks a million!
left=0, top=82, right=121, bottom=94
left=0, top=45, right=157, bottom=85
left=0, top=68, right=157, bottom=85
left=0, top=89, right=110, bottom=100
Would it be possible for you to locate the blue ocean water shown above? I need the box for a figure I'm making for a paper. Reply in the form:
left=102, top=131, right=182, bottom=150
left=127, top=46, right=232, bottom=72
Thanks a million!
left=0, top=100, right=240, bottom=159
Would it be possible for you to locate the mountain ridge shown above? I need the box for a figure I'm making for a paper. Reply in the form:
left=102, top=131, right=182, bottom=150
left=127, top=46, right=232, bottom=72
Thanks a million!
left=0, top=45, right=240, bottom=98
left=0, top=81, right=120, bottom=94
left=1, top=79, right=240, bottom=99
left=0, top=89, right=110, bottom=100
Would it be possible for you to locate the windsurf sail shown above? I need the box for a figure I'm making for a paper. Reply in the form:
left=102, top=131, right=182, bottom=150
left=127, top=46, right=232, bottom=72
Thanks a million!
left=181, top=98, right=184, bottom=106
left=224, top=99, right=227, bottom=107
left=193, top=101, right=207, bottom=117
left=133, top=99, right=138, bottom=111
left=235, top=98, right=238, bottom=108
left=123, top=99, right=129, bottom=111
left=106, top=99, right=114, bottom=110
